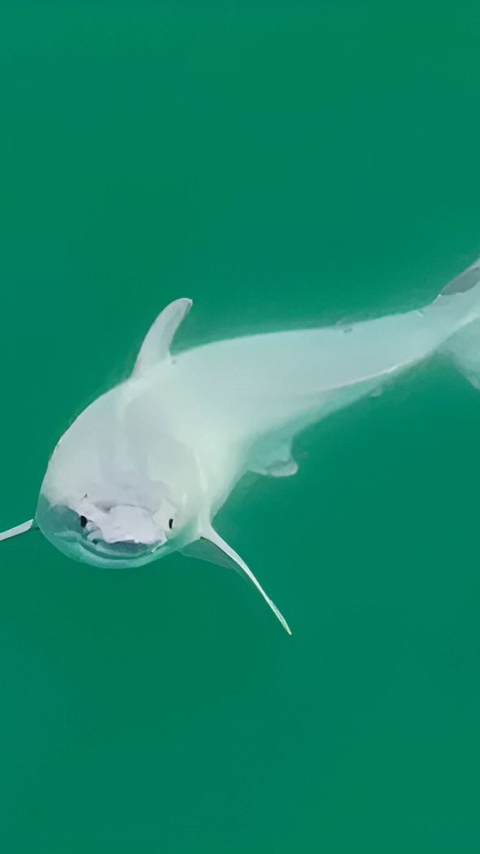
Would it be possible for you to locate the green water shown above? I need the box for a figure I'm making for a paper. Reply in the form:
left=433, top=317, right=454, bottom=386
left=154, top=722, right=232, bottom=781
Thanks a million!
left=1, top=2, right=480, bottom=852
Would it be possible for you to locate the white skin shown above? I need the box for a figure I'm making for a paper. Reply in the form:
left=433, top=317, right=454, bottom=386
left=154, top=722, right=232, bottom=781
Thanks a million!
left=3, top=257, right=480, bottom=633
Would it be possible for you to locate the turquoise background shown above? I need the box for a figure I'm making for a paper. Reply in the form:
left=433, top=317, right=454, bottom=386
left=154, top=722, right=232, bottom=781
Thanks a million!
left=1, top=2, right=480, bottom=852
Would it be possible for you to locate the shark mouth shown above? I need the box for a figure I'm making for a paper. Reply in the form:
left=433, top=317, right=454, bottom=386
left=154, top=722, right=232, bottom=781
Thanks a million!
left=57, top=530, right=164, bottom=561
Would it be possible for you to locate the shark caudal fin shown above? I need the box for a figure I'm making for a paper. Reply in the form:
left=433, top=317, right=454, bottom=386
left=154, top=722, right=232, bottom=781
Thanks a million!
left=437, top=257, right=480, bottom=389
left=442, top=318, right=480, bottom=389
left=0, top=519, right=37, bottom=542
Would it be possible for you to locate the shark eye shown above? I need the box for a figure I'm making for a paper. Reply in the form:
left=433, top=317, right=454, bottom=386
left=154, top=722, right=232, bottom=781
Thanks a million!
left=168, top=518, right=174, bottom=530
left=79, top=515, right=88, bottom=528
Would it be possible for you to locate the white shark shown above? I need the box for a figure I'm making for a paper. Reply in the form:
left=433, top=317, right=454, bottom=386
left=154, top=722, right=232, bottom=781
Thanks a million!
left=3, top=257, right=480, bottom=634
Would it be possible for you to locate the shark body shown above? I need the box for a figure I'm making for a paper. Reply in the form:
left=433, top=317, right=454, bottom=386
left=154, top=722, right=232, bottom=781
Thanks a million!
left=3, top=258, right=480, bottom=633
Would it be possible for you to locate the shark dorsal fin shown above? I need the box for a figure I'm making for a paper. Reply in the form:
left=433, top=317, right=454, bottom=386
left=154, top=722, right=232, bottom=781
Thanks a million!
left=187, top=525, right=292, bottom=635
left=133, top=298, right=192, bottom=377
left=0, top=519, right=37, bottom=542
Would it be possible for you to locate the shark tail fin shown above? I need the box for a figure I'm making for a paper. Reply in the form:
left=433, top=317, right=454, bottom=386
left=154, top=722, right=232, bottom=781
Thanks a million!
left=442, top=318, right=480, bottom=390
left=437, top=257, right=480, bottom=389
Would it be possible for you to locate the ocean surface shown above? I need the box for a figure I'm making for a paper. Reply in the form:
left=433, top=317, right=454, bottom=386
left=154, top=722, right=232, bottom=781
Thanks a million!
left=1, top=3, right=480, bottom=852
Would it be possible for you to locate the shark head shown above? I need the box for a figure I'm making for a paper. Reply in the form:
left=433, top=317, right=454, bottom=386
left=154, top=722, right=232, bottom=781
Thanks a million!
left=33, top=387, right=201, bottom=568
left=0, top=297, right=291, bottom=632
left=34, top=492, right=180, bottom=569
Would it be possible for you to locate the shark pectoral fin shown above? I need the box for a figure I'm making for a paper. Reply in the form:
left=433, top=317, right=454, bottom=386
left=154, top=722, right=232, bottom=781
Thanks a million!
left=180, top=537, right=234, bottom=569
left=0, top=518, right=37, bottom=542
left=200, top=525, right=292, bottom=635
left=133, top=297, right=193, bottom=376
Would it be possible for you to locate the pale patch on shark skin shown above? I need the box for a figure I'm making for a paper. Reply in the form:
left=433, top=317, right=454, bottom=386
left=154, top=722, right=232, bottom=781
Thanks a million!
left=3, top=259, right=480, bottom=633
